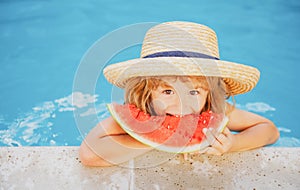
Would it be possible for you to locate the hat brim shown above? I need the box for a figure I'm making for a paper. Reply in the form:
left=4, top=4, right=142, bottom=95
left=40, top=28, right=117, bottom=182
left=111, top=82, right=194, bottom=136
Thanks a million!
left=103, top=57, right=260, bottom=95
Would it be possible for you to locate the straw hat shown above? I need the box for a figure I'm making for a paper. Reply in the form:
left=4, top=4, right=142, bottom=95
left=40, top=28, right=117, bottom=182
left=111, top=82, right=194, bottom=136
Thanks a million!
left=103, top=21, right=260, bottom=95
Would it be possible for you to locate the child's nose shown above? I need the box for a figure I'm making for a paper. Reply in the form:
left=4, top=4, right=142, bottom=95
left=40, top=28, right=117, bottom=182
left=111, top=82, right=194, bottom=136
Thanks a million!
left=174, top=93, right=195, bottom=115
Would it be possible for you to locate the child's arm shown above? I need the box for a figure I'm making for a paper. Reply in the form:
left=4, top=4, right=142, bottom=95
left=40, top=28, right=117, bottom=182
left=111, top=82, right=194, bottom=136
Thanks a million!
left=227, top=106, right=279, bottom=151
left=201, top=104, right=280, bottom=155
left=79, top=117, right=152, bottom=167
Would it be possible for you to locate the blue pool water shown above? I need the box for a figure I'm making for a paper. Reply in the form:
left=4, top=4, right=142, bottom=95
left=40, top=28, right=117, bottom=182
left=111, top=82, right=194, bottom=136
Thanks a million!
left=0, top=0, right=299, bottom=147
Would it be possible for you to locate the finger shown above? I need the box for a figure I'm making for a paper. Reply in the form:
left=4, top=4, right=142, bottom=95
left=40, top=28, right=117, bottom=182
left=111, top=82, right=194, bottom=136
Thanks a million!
left=211, top=133, right=233, bottom=154
left=183, top=153, right=188, bottom=161
left=216, top=133, right=228, bottom=145
left=222, top=127, right=231, bottom=137
left=219, top=127, right=233, bottom=144
left=203, top=128, right=217, bottom=145
left=207, top=127, right=223, bottom=141
left=209, top=136, right=225, bottom=153
left=189, top=151, right=198, bottom=155
left=205, top=147, right=222, bottom=156
left=199, top=147, right=209, bottom=154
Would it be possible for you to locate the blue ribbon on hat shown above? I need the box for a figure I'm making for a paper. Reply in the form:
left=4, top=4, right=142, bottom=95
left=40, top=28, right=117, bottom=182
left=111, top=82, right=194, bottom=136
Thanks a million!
left=142, top=51, right=220, bottom=60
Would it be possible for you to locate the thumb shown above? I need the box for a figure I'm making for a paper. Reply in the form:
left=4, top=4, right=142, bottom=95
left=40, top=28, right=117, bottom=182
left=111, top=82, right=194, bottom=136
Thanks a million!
left=222, top=127, right=231, bottom=136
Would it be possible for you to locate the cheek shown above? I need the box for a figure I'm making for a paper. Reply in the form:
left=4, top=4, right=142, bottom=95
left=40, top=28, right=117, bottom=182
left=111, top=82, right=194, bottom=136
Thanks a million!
left=151, top=98, right=166, bottom=115
left=196, top=92, right=209, bottom=110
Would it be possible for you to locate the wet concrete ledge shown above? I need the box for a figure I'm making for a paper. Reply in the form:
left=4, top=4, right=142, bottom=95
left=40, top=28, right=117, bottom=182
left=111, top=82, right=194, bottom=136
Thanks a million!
left=0, top=146, right=299, bottom=189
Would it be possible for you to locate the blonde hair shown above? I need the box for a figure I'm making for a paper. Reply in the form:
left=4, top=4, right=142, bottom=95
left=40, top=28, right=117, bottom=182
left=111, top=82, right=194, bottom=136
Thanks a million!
left=124, top=76, right=232, bottom=115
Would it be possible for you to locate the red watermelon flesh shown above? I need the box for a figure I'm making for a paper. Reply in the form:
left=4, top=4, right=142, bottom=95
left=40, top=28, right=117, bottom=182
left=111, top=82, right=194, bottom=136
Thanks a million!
left=107, top=103, right=228, bottom=153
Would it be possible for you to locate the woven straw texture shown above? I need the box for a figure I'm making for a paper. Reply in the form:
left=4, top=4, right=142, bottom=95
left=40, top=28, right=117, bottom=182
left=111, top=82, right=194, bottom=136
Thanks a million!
left=103, top=21, right=260, bottom=95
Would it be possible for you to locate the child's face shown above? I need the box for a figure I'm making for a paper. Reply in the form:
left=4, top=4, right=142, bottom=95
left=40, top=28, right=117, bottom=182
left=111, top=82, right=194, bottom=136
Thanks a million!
left=151, top=77, right=208, bottom=116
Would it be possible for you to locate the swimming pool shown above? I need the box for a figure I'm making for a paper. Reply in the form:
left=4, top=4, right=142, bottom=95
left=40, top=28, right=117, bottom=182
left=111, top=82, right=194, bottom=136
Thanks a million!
left=0, top=0, right=299, bottom=147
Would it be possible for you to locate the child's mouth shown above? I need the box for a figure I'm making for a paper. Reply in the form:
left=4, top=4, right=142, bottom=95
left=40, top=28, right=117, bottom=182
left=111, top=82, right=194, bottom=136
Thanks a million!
left=166, top=113, right=183, bottom=118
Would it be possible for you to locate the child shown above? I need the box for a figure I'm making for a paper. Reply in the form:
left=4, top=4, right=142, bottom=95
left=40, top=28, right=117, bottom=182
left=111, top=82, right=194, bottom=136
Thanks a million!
left=79, top=21, right=279, bottom=167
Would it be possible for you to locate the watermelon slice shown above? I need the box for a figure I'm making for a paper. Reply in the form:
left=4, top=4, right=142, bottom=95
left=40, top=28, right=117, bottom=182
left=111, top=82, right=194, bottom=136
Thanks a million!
left=107, top=103, right=228, bottom=153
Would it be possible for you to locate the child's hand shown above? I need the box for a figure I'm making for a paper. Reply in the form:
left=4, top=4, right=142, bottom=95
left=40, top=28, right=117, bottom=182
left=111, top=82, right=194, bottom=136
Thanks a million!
left=199, top=127, right=234, bottom=155
left=181, top=127, right=234, bottom=160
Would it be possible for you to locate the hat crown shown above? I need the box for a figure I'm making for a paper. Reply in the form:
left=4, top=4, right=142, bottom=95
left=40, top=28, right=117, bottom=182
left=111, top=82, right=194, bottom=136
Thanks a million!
left=103, top=21, right=260, bottom=95
left=141, top=21, right=220, bottom=59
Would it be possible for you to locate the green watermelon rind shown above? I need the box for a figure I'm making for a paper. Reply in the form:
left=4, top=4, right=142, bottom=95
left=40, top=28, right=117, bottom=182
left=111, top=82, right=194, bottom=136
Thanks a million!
left=107, top=103, right=229, bottom=153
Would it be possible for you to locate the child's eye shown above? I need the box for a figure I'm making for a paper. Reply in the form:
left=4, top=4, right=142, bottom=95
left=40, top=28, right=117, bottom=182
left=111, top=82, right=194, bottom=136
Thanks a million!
left=189, top=90, right=200, bottom=95
left=162, top=90, right=174, bottom=95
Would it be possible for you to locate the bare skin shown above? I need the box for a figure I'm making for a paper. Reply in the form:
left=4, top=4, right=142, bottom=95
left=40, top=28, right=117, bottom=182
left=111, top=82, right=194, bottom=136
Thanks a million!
left=79, top=79, right=279, bottom=167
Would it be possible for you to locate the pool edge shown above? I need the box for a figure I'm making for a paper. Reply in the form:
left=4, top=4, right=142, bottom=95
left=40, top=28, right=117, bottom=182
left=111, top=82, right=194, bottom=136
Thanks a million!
left=1, top=146, right=299, bottom=189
